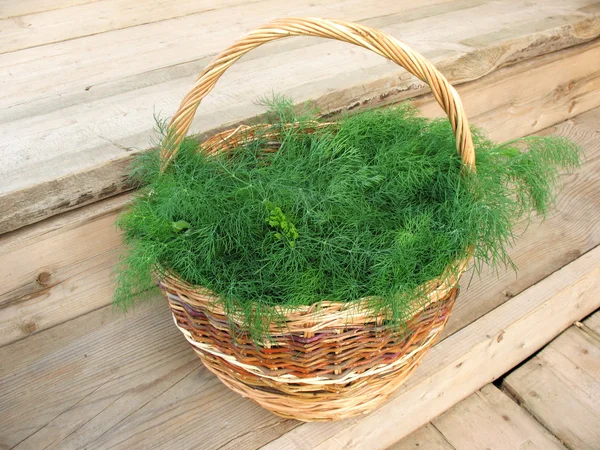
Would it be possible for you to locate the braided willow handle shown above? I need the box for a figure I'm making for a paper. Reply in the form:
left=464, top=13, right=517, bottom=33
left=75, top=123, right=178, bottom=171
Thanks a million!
left=161, top=17, right=475, bottom=169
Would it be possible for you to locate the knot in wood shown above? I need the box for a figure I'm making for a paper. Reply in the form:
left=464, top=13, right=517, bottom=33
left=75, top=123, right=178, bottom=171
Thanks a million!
left=37, top=271, right=52, bottom=286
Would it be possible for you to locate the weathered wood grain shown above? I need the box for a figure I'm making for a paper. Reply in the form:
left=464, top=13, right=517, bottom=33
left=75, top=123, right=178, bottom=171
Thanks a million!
left=0, top=295, right=297, bottom=450
left=0, top=0, right=252, bottom=53
left=0, top=0, right=98, bottom=19
left=5, top=1, right=596, bottom=109
left=0, top=300, right=200, bottom=450
left=388, top=423, right=455, bottom=450
left=0, top=194, right=127, bottom=345
left=395, top=314, right=600, bottom=449
left=551, top=318, right=600, bottom=383
left=262, top=246, right=600, bottom=450
left=2, top=102, right=598, bottom=348
left=502, top=325, right=600, bottom=450
left=413, top=40, right=600, bottom=142
left=1, top=0, right=599, bottom=233
left=431, top=384, right=565, bottom=450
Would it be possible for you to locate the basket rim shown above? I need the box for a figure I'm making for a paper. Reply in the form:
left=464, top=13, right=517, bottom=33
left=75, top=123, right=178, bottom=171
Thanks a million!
left=157, top=253, right=470, bottom=332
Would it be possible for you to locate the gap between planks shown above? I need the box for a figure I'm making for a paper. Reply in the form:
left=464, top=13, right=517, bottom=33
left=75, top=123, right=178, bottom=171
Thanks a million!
left=0, top=0, right=101, bottom=20
left=0, top=0, right=264, bottom=53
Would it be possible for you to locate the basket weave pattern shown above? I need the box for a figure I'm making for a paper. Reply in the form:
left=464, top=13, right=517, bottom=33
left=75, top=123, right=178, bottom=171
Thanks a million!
left=158, top=17, right=475, bottom=421
left=163, top=279, right=458, bottom=420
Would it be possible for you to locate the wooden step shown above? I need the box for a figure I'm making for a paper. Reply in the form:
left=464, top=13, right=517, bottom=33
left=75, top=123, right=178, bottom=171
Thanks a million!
left=501, top=311, right=600, bottom=450
left=389, top=424, right=455, bottom=450
left=1, top=240, right=598, bottom=449
left=1, top=0, right=599, bottom=233
left=392, top=310, right=600, bottom=450
left=390, top=384, right=566, bottom=450
left=1, top=4, right=600, bottom=448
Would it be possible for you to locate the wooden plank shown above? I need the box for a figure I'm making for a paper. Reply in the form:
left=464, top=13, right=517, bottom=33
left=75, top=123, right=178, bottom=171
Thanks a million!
left=1, top=237, right=598, bottom=449
left=431, top=384, right=565, bottom=450
left=0, top=297, right=296, bottom=450
left=388, top=424, right=455, bottom=450
left=0, top=0, right=253, bottom=54
left=0, top=0, right=99, bottom=19
left=583, top=310, right=600, bottom=334
left=550, top=322, right=600, bottom=383
left=1, top=0, right=599, bottom=233
left=413, top=40, right=600, bottom=142
left=502, top=335, right=600, bottom=450
left=0, top=0, right=492, bottom=108
left=0, top=195, right=126, bottom=345
left=262, top=246, right=600, bottom=450
left=1, top=101, right=599, bottom=348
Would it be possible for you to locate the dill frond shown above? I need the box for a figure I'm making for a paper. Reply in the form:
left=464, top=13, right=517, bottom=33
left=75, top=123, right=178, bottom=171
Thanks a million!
left=114, top=98, right=582, bottom=340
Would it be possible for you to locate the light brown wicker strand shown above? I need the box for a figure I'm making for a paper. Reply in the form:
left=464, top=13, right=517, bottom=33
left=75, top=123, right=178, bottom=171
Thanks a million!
left=159, top=17, right=475, bottom=170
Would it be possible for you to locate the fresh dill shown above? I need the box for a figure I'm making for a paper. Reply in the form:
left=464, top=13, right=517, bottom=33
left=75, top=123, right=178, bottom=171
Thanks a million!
left=115, top=99, right=581, bottom=340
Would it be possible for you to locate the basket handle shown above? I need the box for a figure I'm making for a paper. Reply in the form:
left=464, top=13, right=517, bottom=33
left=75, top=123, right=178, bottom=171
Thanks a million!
left=160, top=17, right=475, bottom=170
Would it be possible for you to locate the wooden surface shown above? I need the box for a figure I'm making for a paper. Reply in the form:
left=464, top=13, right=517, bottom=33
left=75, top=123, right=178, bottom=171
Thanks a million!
left=502, top=311, right=600, bottom=450
left=584, top=311, right=600, bottom=334
left=1, top=64, right=600, bottom=347
left=263, top=246, right=600, bottom=450
left=388, top=424, right=454, bottom=450
left=1, top=0, right=599, bottom=233
left=1, top=242, right=598, bottom=449
left=1, top=2, right=599, bottom=448
left=414, top=40, right=600, bottom=141
left=431, top=384, right=565, bottom=450
left=391, top=312, right=600, bottom=450
left=0, top=195, right=126, bottom=345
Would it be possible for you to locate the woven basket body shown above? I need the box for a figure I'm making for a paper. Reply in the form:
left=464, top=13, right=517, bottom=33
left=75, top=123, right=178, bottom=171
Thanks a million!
left=157, top=17, right=475, bottom=421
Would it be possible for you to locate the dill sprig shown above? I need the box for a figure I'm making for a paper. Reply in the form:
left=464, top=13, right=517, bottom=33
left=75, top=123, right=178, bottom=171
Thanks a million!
left=115, top=99, right=581, bottom=340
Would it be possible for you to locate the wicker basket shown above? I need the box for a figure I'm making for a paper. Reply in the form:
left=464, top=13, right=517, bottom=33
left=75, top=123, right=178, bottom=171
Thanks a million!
left=158, top=17, right=475, bottom=422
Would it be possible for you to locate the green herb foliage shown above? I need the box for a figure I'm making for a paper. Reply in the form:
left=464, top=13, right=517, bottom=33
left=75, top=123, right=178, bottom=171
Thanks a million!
left=115, top=100, right=581, bottom=340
